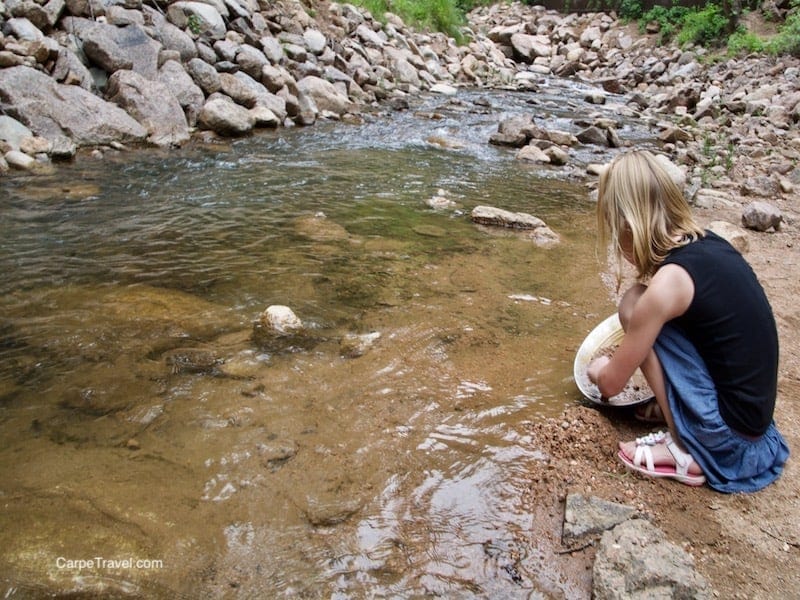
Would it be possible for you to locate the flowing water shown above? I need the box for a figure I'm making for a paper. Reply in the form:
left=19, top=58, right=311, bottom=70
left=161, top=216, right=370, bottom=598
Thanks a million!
left=0, top=81, right=656, bottom=598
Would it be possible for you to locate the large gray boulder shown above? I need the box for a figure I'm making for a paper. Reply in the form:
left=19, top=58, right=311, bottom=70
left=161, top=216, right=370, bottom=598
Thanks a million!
left=296, top=75, right=352, bottom=115
left=0, top=66, right=147, bottom=146
left=186, top=57, right=221, bottom=95
left=154, top=20, right=198, bottom=62
left=106, top=69, right=189, bottom=147
left=198, top=97, right=255, bottom=136
left=51, top=47, right=95, bottom=90
left=157, top=60, right=205, bottom=127
left=62, top=19, right=161, bottom=79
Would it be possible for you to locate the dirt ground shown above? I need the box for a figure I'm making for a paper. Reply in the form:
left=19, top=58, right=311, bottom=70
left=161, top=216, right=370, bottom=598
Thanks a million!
left=519, top=195, right=800, bottom=597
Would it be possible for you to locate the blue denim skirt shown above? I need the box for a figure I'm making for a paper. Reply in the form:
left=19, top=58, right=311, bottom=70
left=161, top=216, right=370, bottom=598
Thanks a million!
left=654, top=323, right=790, bottom=493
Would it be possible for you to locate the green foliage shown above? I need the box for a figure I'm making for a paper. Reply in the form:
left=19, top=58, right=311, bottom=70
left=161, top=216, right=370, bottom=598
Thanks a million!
left=766, top=0, right=800, bottom=55
left=348, top=0, right=475, bottom=42
left=727, top=29, right=765, bottom=54
left=722, top=0, right=800, bottom=56
left=676, top=3, right=729, bottom=46
left=187, top=13, right=202, bottom=35
left=639, top=4, right=691, bottom=42
left=619, top=0, right=645, bottom=21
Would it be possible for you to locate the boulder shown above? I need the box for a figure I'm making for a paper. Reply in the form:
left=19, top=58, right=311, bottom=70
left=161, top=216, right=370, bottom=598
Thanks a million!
left=593, top=519, right=712, bottom=599
left=707, top=220, right=749, bottom=253
left=340, top=332, right=381, bottom=358
left=186, top=57, right=221, bottom=95
left=742, top=201, right=782, bottom=232
left=0, top=66, right=147, bottom=147
left=157, top=60, right=205, bottom=127
left=562, top=494, right=635, bottom=544
left=296, top=75, right=352, bottom=115
left=5, top=149, right=37, bottom=170
left=516, top=144, right=550, bottom=163
left=51, top=47, right=95, bottom=90
left=510, top=33, right=550, bottom=62
left=198, top=97, right=255, bottom=136
left=235, top=45, right=268, bottom=80
left=72, top=21, right=161, bottom=79
left=155, top=21, right=198, bottom=62
left=471, top=205, right=547, bottom=230
left=106, top=69, right=190, bottom=147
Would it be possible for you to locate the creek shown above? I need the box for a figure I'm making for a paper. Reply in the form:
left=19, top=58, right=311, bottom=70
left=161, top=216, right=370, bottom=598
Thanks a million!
left=0, top=80, right=656, bottom=597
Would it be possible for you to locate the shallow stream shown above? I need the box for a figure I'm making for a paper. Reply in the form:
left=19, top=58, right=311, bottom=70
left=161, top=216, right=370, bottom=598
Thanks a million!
left=0, top=80, right=656, bottom=597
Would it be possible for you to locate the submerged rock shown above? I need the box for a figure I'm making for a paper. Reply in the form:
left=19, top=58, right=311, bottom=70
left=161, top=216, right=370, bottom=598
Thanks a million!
left=163, top=347, right=222, bottom=375
left=340, top=332, right=381, bottom=358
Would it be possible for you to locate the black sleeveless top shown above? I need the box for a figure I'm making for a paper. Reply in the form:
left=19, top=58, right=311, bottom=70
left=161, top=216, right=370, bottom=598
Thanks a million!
left=661, top=231, right=778, bottom=436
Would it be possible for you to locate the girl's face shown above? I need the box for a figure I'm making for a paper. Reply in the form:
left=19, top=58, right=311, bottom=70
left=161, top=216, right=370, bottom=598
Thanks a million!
left=620, top=225, right=634, bottom=265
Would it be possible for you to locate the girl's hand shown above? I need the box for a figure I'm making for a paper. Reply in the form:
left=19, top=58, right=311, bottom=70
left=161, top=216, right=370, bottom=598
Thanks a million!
left=587, top=355, right=611, bottom=384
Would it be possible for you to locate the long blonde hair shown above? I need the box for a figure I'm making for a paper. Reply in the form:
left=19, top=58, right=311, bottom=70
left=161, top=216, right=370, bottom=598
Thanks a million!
left=597, top=150, right=704, bottom=281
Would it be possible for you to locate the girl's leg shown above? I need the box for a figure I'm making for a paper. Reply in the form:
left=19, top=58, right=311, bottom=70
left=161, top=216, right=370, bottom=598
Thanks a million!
left=617, top=285, right=703, bottom=476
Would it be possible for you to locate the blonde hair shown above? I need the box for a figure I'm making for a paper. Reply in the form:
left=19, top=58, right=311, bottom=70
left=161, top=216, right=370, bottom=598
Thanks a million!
left=597, top=150, right=704, bottom=281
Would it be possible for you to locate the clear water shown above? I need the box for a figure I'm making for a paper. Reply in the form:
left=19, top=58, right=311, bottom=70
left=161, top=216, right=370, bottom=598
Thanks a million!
left=0, top=83, right=652, bottom=598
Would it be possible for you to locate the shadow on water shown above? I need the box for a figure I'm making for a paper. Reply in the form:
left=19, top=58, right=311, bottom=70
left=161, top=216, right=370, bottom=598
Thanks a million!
left=0, top=85, right=655, bottom=597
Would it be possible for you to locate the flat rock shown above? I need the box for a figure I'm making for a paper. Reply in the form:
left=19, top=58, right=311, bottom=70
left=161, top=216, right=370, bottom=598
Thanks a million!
left=562, top=493, right=635, bottom=543
left=593, top=519, right=712, bottom=600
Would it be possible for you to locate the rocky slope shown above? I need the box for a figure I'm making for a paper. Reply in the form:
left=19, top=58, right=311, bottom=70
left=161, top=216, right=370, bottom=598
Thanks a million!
left=1, top=0, right=798, bottom=210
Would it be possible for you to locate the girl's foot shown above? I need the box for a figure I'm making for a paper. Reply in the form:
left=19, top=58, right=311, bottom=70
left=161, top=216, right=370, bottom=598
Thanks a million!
left=634, top=398, right=665, bottom=424
left=618, top=431, right=705, bottom=486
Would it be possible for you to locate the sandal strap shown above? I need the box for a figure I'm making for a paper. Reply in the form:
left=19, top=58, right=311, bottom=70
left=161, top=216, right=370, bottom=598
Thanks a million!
left=666, top=438, right=696, bottom=477
left=634, top=431, right=667, bottom=446
left=632, top=442, right=655, bottom=472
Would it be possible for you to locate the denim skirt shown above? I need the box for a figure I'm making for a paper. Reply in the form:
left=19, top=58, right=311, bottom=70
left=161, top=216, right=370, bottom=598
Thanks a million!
left=654, top=323, right=790, bottom=493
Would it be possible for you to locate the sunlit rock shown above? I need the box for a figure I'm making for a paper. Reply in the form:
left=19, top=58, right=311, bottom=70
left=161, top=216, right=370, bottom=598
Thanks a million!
left=471, top=205, right=560, bottom=248
left=471, top=205, right=546, bottom=230
left=707, top=220, right=749, bottom=253
left=258, top=305, right=302, bottom=335
left=516, top=144, right=550, bottom=163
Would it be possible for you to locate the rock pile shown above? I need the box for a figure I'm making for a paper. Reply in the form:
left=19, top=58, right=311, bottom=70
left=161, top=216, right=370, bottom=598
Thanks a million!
left=0, top=0, right=515, bottom=171
left=470, top=1, right=799, bottom=204
left=1, top=0, right=799, bottom=221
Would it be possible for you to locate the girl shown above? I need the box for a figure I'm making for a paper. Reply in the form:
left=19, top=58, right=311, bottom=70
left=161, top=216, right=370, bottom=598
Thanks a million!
left=587, top=150, right=789, bottom=492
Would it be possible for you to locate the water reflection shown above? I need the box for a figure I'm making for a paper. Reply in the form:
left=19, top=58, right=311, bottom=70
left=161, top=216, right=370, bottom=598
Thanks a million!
left=0, top=85, right=650, bottom=597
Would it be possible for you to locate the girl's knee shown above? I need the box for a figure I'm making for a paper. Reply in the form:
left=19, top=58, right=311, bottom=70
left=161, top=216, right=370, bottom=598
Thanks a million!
left=619, top=283, right=647, bottom=330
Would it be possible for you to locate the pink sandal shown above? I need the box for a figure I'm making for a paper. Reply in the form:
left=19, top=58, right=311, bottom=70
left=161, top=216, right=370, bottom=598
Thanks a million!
left=618, top=431, right=706, bottom=487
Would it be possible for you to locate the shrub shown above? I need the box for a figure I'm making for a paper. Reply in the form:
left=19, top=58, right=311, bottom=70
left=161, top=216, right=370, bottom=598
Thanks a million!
left=619, top=0, right=645, bottom=21
left=677, top=3, right=730, bottom=47
left=727, top=29, right=765, bottom=54
left=767, top=0, right=800, bottom=55
left=348, top=0, right=472, bottom=42
left=640, top=5, right=691, bottom=42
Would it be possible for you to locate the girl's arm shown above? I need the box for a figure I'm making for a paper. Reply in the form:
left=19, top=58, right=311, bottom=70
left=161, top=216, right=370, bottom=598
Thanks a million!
left=589, top=264, right=694, bottom=397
